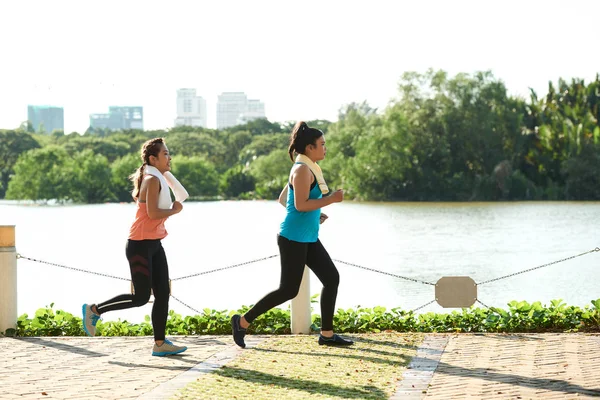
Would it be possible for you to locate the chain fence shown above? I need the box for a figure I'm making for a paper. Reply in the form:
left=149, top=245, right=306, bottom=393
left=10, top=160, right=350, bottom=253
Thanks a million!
left=16, top=246, right=600, bottom=316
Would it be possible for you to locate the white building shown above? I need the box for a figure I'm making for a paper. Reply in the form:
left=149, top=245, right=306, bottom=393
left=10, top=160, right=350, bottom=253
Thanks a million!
left=174, top=89, right=207, bottom=128
left=237, top=99, right=267, bottom=125
left=217, top=92, right=266, bottom=129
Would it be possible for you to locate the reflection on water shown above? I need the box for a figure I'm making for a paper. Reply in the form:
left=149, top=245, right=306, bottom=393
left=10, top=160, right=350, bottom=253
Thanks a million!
left=2, top=200, right=599, bottom=322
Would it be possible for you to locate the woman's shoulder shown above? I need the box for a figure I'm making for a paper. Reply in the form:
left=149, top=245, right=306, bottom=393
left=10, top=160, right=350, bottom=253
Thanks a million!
left=142, top=174, right=160, bottom=185
left=291, top=163, right=310, bottom=173
left=140, top=175, right=160, bottom=193
left=290, top=163, right=315, bottom=184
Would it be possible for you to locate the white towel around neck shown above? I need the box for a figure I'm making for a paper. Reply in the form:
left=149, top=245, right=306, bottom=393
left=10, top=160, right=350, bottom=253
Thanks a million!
left=144, top=165, right=189, bottom=209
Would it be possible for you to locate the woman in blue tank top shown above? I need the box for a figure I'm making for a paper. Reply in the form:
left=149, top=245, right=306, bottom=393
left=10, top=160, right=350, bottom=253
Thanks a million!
left=231, top=121, right=353, bottom=348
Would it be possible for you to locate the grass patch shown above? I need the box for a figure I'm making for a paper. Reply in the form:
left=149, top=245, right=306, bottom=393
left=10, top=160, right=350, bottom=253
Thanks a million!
left=173, top=333, right=424, bottom=400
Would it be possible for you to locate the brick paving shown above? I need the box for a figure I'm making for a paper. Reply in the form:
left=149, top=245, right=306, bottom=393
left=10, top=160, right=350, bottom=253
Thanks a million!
left=1, top=333, right=600, bottom=399
left=0, top=335, right=262, bottom=400
left=422, top=333, right=600, bottom=399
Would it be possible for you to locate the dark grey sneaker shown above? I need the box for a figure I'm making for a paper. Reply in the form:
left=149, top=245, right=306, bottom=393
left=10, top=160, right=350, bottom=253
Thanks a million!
left=231, top=314, right=247, bottom=348
left=318, top=334, right=354, bottom=346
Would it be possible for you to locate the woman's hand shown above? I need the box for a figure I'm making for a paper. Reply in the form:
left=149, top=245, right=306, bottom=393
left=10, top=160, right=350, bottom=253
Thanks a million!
left=320, top=213, right=329, bottom=224
left=172, top=201, right=183, bottom=214
left=330, top=189, right=344, bottom=203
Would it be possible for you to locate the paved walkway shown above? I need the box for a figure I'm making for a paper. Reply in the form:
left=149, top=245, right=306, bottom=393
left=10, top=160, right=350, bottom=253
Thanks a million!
left=1, top=333, right=599, bottom=399
left=423, top=333, right=600, bottom=399
left=0, top=336, right=265, bottom=400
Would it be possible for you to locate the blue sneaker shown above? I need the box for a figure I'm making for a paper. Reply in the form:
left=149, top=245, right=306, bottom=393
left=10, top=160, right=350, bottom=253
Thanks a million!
left=82, top=304, right=100, bottom=337
left=231, top=314, right=247, bottom=348
left=152, top=339, right=187, bottom=356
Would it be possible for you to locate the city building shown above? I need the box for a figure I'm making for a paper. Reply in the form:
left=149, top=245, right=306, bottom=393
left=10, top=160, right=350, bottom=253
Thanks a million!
left=89, top=106, right=143, bottom=131
left=174, top=89, right=207, bottom=128
left=216, top=92, right=265, bottom=129
left=237, top=99, right=267, bottom=125
left=27, top=105, right=64, bottom=134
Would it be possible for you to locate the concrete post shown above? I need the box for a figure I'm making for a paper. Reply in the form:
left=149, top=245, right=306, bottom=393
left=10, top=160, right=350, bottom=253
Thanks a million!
left=290, top=266, right=311, bottom=334
left=0, top=225, right=17, bottom=335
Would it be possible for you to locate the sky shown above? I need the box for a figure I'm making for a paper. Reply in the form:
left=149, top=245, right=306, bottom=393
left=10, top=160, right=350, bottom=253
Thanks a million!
left=1, top=0, right=599, bottom=133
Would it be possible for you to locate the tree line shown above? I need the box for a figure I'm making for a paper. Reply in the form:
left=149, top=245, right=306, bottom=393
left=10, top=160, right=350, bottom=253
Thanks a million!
left=1, top=69, right=599, bottom=203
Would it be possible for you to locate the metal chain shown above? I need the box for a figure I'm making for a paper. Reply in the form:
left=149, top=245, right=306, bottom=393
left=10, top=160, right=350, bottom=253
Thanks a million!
left=171, top=295, right=203, bottom=315
left=475, top=299, right=491, bottom=309
left=19, top=244, right=598, bottom=296
left=16, top=254, right=130, bottom=282
left=171, top=254, right=279, bottom=281
left=409, top=299, right=437, bottom=313
left=333, top=258, right=435, bottom=286
left=477, top=247, right=600, bottom=286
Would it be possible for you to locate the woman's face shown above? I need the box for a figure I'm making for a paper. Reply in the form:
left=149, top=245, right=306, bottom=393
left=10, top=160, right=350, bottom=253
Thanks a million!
left=150, top=144, right=172, bottom=173
left=307, top=135, right=326, bottom=161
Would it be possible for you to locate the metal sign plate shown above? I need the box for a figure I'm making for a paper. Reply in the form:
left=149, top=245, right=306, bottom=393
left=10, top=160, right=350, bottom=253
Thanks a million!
left=435, top=276, right=477, bottom=308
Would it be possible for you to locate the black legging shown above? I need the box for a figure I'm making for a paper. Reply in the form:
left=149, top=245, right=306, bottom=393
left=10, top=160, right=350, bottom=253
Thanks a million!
left=95, top=239, right=170, bottom=341
left=244, top=235, right=340, bottom=331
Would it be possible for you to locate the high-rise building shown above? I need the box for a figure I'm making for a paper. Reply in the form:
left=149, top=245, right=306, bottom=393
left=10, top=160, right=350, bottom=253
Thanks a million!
left=174, top=89, right=207, bottom=128
left=217, top=92, right=266, bottom=129
left=237, top=99, right=267, bottom=126
left=27, top=105, right=64, bottom=134
left=89, top=106, right=143, bottom=131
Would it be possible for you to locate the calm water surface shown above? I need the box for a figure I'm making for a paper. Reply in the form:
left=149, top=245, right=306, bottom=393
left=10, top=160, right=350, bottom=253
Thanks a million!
left=1, top=201, right=599, bottom=322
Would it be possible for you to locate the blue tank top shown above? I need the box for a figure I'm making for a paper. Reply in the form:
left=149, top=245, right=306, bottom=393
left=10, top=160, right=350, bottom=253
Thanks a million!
left=279, top=164, right=322, bottom=243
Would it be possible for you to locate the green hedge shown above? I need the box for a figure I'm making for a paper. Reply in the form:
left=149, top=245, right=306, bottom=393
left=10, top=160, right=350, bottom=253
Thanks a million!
left=3, top=299, right=600, bottom=337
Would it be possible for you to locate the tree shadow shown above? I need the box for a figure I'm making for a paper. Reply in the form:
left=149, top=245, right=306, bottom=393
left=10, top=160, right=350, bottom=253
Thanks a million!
left=214, top=366, right=387, bottom=399
left=108, top=360, right=191, bottom=371
left=170, top=336, right=229, bottom=346
left=13, top=337, right=107, bottom=357
left=474, top=333, right=545, bottom=341
left=252, top=347, right=411, bottom=367
left=351, top=335, right=422, bottom=350
left=435, top=360, right=600, bottom=396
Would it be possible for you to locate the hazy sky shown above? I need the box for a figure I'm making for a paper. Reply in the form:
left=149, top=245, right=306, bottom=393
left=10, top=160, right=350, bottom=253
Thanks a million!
left=1, top=0, right=598, bottom=133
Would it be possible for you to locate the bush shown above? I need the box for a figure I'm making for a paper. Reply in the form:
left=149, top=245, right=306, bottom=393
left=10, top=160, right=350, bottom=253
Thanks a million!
left=4, top=298, right=599, bottom=337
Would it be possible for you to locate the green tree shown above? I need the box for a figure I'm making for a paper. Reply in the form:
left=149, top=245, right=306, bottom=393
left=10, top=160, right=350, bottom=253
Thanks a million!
left=110, top=153, right=140, bottom=202
left=320, top=102, right=376, bottom=192
left=562, top=144, right=600, bottom=200
left=102, top=131, right=157, bottom=153
left=66, top=150, right=114, bottom=203
left=0, top=130, right=41, bottom=198
left=224, top=118, right=283, bottom=136
left=522, top=76, right=600, bottom=196
left=19, top=120, right=34, bottom=133
left=340, top=114, right=414, bottom=201
left=239, top=133, right=289, bottom=165
left=224, top=131, right=253, bottom=166
left=59, top=136, right=131, bottom=163
left=50, top=130, right=64, bottom=139
left=165, top=132, right=228, bottom=170
left=248, top=149, right=291, bottom=199
left=220, top=165, right=255, bottom=198
left=306, top=119, right=332, bottom=133
left=171, top=155, right=219, bottom=198
left=393, top=69, right=526, bottom=200
left=6, top=146, right=69, bottom=201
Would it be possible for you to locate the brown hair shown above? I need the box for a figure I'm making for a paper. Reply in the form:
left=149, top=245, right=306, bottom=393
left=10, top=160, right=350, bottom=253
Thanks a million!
left=129, top=137, right=165, bottom=199
left=287, top=121, right=324, bottom=161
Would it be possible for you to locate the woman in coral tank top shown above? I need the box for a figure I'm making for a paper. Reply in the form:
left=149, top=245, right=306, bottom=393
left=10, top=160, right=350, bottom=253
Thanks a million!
left=81, top=137, right=187, bottom=357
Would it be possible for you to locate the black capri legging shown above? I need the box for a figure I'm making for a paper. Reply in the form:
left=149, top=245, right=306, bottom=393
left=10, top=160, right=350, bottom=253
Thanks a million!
left=244, top=234, right=340, bottom=331
left=95, top=239, right=170, bottom=341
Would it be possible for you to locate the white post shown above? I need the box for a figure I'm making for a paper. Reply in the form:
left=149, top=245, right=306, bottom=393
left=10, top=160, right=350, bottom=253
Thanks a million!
left=0, top=225, right=17, bottom=335
left=291, top=266, right=311, bottom=334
